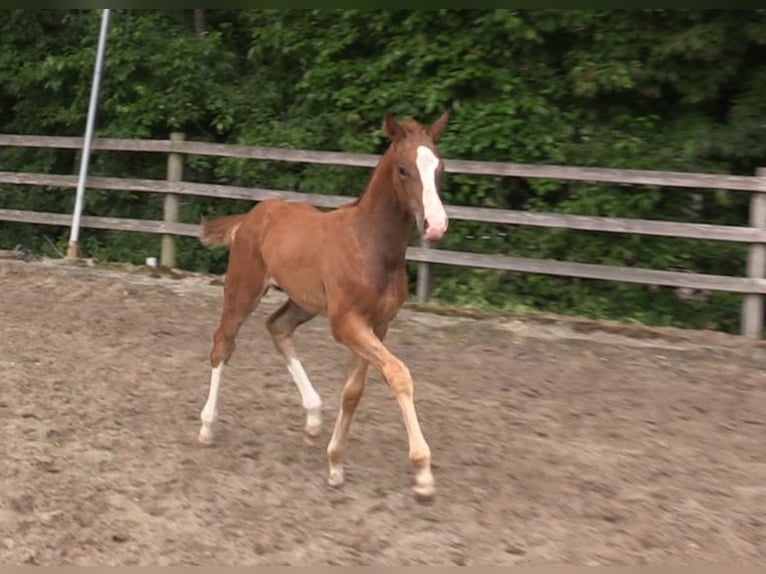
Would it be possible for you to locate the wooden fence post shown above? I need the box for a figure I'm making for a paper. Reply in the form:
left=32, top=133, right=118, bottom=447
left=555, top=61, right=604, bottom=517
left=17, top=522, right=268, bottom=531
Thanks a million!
left=741, top=167, right=766, bottom=338
left=416, top=241, right=432, bottom=303
left=161, top=132, right=184, bottom=268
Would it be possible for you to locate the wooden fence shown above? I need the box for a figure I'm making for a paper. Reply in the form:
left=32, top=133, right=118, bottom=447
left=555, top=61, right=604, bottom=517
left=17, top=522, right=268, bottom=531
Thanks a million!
left=1, top=133, right=765, bottom=338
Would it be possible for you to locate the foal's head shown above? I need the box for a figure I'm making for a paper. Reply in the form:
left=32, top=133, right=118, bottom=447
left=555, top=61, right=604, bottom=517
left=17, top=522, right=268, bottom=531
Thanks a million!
left=383, top=111, right=450, bottom=242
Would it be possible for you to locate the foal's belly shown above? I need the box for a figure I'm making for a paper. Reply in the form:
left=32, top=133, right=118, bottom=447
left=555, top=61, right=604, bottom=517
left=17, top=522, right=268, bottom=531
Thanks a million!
left=256, top=202, right=330, bottom=315
left=260, top=238, right=328, bottom=315
left=267, top=273, right=327, bottom=316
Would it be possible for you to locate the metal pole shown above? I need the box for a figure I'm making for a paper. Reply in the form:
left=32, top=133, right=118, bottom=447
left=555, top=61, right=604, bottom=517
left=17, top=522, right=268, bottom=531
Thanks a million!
left=66, top=9, right=111, bottom=259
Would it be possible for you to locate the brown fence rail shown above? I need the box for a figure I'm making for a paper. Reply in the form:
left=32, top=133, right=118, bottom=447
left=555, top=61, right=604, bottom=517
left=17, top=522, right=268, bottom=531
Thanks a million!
left=1, top=133, right=765, bottom=338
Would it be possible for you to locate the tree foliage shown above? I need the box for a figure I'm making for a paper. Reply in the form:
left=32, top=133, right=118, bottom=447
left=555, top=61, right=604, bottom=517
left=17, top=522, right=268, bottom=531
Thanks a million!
left=2, top=9, right=766, bottom=333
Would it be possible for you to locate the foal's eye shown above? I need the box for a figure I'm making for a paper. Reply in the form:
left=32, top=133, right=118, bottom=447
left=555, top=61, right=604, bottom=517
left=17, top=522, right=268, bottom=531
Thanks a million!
left=397, top=164, right=408, bottom=177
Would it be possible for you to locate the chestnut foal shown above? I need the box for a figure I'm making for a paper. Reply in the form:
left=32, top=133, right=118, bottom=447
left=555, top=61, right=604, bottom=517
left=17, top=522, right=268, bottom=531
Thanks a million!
left=197, top=111, right=450, bottom=500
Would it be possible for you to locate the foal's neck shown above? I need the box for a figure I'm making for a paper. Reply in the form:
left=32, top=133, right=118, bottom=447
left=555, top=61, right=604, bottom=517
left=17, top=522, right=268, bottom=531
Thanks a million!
left=354, top=151, right=412, bottom=264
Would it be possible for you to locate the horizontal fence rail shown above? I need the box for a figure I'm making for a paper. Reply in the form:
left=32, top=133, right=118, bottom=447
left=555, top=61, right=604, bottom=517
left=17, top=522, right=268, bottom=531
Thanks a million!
left=2, top=133, right=765, bottom=192
left=1, top=133, right=765, bottom=338
left=4, top=207, right=765, bottom=297
left=2, top=170, right=764, bottom=244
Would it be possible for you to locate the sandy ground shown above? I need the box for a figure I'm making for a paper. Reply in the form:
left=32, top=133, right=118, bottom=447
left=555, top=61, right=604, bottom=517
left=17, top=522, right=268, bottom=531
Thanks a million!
left=0, top=257, right=764, bottom=565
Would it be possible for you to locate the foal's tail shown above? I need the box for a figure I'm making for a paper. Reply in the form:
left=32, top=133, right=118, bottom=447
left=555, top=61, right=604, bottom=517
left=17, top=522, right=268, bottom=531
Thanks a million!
left=199, top=213, right=246, bottom=248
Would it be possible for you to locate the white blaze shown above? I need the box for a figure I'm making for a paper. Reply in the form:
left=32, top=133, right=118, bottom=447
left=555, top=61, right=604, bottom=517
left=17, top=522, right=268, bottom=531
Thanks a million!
left=415, top=145, right=448, bottom=240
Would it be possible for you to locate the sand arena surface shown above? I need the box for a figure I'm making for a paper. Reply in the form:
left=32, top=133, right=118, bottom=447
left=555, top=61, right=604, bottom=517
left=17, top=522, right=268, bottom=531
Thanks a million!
left=1, top=257, right=764, bottom=565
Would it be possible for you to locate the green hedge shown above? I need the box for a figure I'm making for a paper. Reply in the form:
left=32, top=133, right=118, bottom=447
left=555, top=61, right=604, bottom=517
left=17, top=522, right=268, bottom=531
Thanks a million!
left=2, top=9, right=766, bottom=334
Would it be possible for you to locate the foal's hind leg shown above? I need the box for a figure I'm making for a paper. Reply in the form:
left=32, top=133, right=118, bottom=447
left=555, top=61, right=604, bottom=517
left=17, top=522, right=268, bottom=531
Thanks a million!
left=199, top=253, right=267, bottom=444
left=266, top=299, right=322, bottom=441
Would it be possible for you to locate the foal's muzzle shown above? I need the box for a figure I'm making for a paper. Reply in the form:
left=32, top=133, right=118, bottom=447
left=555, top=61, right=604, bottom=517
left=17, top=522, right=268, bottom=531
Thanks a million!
left=423, top=216, right=448, bottom=242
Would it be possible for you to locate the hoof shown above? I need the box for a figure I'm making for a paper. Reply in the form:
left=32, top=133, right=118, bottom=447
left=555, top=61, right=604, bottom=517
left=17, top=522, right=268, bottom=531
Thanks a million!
left=302, top=431, right=319, bottom=446
left=327, top=465, right=345, bottom=488
left=413, top=482, right=435, bottom=503
left=305, top=408, right=322, bottom=435
left=304, top=421, right=321, bottom=439
left=198, top=425, right=215, bottom=445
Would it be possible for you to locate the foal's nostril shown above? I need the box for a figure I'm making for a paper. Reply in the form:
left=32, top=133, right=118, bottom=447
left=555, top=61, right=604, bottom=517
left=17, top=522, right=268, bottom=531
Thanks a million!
left=423, top=218, right=430, bottom=231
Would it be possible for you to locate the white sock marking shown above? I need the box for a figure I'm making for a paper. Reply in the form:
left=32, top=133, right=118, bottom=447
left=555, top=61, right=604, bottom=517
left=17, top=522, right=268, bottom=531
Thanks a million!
left=287, top=357, right=322, bottom=428
left=199, top=363, right=223, bottom=442
left=416, top=145, right=448, bottom=240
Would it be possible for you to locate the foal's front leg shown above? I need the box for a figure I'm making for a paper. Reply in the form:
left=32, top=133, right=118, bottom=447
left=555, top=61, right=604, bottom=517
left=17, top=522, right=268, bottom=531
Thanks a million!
left=326, top=350, right=371, bottom=486
left=330, top=315, right=434, bottom=501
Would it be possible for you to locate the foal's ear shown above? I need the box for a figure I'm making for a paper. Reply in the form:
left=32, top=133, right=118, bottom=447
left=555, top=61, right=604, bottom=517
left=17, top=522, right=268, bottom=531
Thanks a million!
left=427, top=109, right=451, bottom=142
left=383, top=113, right=406, bottom=142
